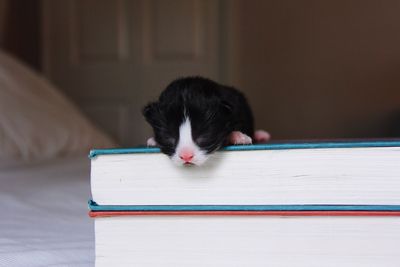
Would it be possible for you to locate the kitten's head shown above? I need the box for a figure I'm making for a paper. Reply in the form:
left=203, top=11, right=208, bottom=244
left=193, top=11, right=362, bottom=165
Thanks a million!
left=142, top=78, right=233, bottom=166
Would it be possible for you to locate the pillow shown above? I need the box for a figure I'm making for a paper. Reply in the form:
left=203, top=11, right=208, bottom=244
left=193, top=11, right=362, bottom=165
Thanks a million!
left=0, top=50, right=115, bottom=168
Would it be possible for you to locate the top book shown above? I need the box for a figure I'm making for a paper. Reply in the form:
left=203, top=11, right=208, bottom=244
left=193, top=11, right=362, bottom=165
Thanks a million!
left=90, top=140, right=400, bottom=206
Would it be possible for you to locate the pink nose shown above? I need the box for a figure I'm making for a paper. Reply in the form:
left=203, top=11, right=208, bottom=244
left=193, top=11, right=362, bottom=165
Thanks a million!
left=179, top=149, right=194, bottom=162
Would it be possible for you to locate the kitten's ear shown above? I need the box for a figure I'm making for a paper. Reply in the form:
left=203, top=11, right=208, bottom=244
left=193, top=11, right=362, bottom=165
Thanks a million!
left=142, top=102, right=161, bottom=125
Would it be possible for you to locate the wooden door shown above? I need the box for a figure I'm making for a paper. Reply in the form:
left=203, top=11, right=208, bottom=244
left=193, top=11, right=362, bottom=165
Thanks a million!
left=42, top=0, right=226, bottom=146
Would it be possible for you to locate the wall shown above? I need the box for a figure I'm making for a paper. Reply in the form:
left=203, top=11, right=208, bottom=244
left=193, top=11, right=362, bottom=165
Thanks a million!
left=41, top=0, right=222, bottom=146
left=0, top=0, right=7, bottom=46
left=3, top=0, right=400, bottom=143
left=236, top=0, right=400, bottom=139
left=2, top=0, right=41, bottom=69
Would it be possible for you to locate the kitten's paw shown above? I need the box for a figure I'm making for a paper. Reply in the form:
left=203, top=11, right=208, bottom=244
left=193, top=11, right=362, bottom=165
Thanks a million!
left=146, top=137, right=157, bottom=146
left=228, top=131, right=253, bottom=145
left=254, top=130, right=271, bottom=143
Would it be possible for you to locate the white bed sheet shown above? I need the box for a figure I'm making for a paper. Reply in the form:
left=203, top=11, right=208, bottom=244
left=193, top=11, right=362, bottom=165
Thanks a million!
left=0, top=156, right=94, bottom=267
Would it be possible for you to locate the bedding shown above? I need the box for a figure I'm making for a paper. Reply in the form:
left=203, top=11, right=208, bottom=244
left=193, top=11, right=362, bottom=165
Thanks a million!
left=0, top=50, right=114, bottom=168
left=0, top=155, right=94, bottom=266
left=0, top=46, right=114, bottom=266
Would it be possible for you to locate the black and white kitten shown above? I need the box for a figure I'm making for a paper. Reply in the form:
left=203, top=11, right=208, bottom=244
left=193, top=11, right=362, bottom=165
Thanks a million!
left=143, top=77, right=270, bottom=166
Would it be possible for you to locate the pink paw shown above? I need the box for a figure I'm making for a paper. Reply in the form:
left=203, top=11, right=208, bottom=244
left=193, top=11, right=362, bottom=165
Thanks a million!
left=254, top=130, right=271, bottom=143
left=228, top=131, right=253, bottom=145
left=146, top=137, right=157, bottom=146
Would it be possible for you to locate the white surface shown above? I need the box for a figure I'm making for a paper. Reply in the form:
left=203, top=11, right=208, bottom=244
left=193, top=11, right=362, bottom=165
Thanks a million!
left=95, top=215, right=400, bottom=267
left=91, top=147, right=400, bottom=205
left=0, top=50, right=114, bottom=168
left=0, top=156, right=94, bottom=267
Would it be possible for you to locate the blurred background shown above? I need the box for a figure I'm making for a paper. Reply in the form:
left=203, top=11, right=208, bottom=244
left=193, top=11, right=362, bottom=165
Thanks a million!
left=1, top=0, right=400, bottom=146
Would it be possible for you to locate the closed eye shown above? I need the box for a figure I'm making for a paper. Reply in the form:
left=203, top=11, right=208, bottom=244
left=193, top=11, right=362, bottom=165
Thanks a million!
left=160, top=135, right=176, bottom=146
left=166, top=137, right=176, bottom=145
left=155, top=133, right=176, bottom=147
left=195, top=135, right=221, bottom=152
left=195, top=136, right=209, bottom=146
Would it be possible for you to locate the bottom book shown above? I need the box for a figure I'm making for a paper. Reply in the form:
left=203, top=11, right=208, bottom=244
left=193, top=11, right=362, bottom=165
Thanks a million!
left=92, top=212, right=400, bottom=267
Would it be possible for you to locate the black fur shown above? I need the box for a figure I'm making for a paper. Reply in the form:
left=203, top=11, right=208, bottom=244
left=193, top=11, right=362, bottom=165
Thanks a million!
left=142, top=77, right=254, bottom=156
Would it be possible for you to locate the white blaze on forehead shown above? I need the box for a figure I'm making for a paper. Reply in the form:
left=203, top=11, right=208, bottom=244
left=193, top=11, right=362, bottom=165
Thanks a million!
left=172, top=116, right=208, bottom=165
left=178, top=117, right=194, bottom=146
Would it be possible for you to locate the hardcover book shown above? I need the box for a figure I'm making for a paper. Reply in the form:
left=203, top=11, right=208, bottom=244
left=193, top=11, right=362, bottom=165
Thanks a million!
left=89, top=140, right=400, bottom=266
left=91, top=210, right=400, bottom=267
left=90, top=140, right=400, bottom=206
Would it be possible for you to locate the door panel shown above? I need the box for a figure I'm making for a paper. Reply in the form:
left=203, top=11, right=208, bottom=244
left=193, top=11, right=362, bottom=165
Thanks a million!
left=42, top=0, right=222, bottom=146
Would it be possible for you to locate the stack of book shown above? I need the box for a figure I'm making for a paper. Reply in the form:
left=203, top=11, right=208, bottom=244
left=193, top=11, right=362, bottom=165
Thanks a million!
left=89, top=140, right=400, bottom=266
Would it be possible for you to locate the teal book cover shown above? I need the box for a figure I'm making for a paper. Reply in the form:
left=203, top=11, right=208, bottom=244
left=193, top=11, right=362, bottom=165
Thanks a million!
left=88, top=200, right=400, bottom=218
left=88, top=200, right=400, bottom=212
left=89, top=139, right=400, bottom=158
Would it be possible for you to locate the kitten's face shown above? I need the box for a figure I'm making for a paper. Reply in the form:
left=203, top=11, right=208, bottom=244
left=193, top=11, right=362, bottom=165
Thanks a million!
left=143, top=101, right=232, bottom=166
